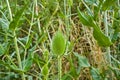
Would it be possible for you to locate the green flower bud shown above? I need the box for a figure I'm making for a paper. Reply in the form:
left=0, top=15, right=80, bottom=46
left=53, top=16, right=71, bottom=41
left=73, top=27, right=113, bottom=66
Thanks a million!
left=51, top=31, right=66, bottom=56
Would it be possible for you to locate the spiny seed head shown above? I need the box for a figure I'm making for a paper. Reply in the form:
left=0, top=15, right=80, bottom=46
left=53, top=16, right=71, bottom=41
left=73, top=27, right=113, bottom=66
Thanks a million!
left=51, top=31, right=66, bottom=56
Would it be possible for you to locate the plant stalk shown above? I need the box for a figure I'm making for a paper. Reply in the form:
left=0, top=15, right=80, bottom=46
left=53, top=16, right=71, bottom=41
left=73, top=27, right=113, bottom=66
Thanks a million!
left=104, top=11, right=112, bottom=80
left=104, top=11, right=111, bottom=66
left=35, top=0, right=41, bottom=33
left=58, top=56, right=62, bottom=80
left=6, top=0, right=12, bottom=21
left=13, top=32, right=22, bottom=68
left=14, top=28, right=25, bottom=80
left=6, top=0, right=25, bottom=80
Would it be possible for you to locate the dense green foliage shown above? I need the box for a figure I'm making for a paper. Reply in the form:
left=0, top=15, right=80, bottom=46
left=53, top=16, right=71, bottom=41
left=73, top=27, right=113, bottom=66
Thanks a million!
left=0, top=0, right=120, bottom=80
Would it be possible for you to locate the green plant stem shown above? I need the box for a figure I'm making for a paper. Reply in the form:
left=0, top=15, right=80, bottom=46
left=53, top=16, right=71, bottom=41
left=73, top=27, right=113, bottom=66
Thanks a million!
left=6, top=0, right=12, bottom=21
left=35, top=0, right=41, bottom=33
left=13, top=31, right=22, bottom=69
left=23, top=2, right=35, bottom=80
left=64, top=0, right=69, bottom=37
left=104, top=11, right=111, bottom=66
left=6, top=0, right=25, bottom=80
left=58, top=56, right=62, bottom=80
left=104, top=12, right=112, bottom=80
left=44, top=74, right=48, bottom=80
left=24, top=0, right=34, bottom=62
left=23, top=3, right=34, bottom=77
left=14, top=31, right=25, bottom=80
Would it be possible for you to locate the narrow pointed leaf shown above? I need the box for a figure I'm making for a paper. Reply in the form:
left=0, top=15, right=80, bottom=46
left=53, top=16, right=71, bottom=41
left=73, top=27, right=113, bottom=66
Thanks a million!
left=77, top=8, right=112, bottom=47
left=9, top=4, right=27, bottom=30
left=41, top=64, right=49, bottom=76
left=23, top=58, right=33, bottom=72
left=74, top=52, right=90, bottom=67
left=77, top=8, right=94, bottom=27
left=93, top=26, right=112, bottom=47
left=102, top=0, right=116, bottom=11
left=90, top=67, right=102, bottom=80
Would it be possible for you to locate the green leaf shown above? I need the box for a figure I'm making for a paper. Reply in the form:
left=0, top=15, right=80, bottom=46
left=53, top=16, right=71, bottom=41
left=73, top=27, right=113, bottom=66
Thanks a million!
left=77, top=8, right=95, bottom=27
left=37, top=32, right=47, bottom=44
left=93, top=26, right=112, bottom=47
left=69, top=62, right=79, bottom=78
left=0, top=60, right=11, bottom=68
left=68, top=0, right=73, bottom=6
left=68, top=54, right=79, bottom=78
left=67, top=41, right=74, bottom=52
left=0, top=44, right=5, bottom=56
left=77, top=7, right=112, bottom=47
left=0, top=18, right=9, bottom=30
left=41, top=64, right=49, bottom=76
left=0, top=60, right=24, bottom=73
left=84, top=0, right=97, bottom=5
left=23, top=49, right=34, bottom=72
left=0, top=43, right=10, bottom=56
left=43, top=49, right=49, bottom=62
left=0, top=72, right=19, bottom=79
left=27, top=76, right=33, bottom=80
left=111, top=31, right=119, bottom=42
left=51, top=31, right=66, bottom=56
left=23, top=58, right=33, bottom=72
left=9, top=4, right=27, bottom=30
left=90, top=67, right=102, bottom=80
left=111, top=10, right=120, bottom=42
left=74, top=52, right=90, bottom=67
left=109, top=66, right=120, bottom=79
left=102, top=0, right=117, bottom=11
left=33, top=53, right=45, bottom=67
left=62, top=73, right=73, bottom=80
left=25, top=34, right=33, bottom=49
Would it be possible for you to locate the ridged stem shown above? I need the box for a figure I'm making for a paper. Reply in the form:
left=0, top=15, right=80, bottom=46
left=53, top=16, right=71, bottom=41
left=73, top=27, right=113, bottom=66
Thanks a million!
left=58, top=56, right=62, bottom=80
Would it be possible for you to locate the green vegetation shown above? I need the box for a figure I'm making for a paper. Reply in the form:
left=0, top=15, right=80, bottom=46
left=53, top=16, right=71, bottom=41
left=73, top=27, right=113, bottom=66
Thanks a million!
left=0, top=0, right=120, bottom=80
